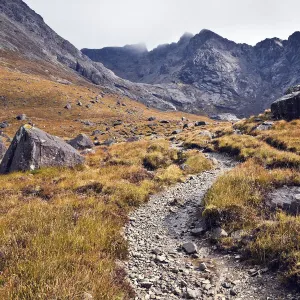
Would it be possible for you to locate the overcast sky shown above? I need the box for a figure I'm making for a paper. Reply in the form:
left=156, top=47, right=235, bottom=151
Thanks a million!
left=24, top=0, right=300, bottom=50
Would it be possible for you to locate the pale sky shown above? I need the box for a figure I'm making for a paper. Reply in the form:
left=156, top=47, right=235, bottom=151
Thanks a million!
left=24, top=0, right=300, bottom=50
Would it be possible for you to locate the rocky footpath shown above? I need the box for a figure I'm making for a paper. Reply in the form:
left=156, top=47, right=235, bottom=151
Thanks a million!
left=124, top=153, right=299, bottom=300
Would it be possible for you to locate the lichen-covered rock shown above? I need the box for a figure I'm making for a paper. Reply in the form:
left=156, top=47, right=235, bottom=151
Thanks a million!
left=271, top=91, right=300, bottom=120
left=0, top=125, right=84, bottom=174
left=68, top=134, right=94, bottom=150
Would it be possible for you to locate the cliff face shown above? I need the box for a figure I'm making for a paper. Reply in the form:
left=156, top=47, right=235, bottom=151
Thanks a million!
left=83, top=29, right=300, bottom=116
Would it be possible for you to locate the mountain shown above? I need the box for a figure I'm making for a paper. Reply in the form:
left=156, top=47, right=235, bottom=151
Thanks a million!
left=0, top=0, right=196, bottom=112
left=83, top=29, right=300, bottom=117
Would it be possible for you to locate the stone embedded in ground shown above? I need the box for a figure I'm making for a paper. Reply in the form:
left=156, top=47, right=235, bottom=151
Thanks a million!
left=0, top=125, right=85, bottom=174
left=182, top=242, right=198, bottom=254
left=0, top=121, right=9, bottom=128
left=170, top=198, right=185, bottom=207
left=148, top=116, right=156, bottom=121
left=186, top=288, right=198, bottom=299
left=80, top=149, right=95, bottom=155
left=140, top=281, right=152, bottom=289
left=102, top=138, right=115, bottom=146
left=190, top=226, right=207, bottom=236
left=268, top=186, right=300, bottom=215
left=172, top=129, right=182, bottom=135
left=64, top=103, right=72, bottom=110
left=211, top=227, right=228, bottom=239
left=183, top=123, right=194, bottom=129
left=68, top=134, right=94, bottom=150
left=92, top=130, right=103, bottom=136
left=199, top=262, right=208, bottom=271
left=16, top=114, right=26, bottom=121
left=195, top=121, right=207, bottom=126
left=256, top=121, right=274, bottom=131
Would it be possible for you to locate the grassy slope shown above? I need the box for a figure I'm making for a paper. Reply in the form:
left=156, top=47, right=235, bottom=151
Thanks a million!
left=178, top=112, right=300, bottom=289
left=0, top=61, right=214, bottom=299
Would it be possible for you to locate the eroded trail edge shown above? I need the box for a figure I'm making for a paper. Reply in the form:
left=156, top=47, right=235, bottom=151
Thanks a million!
left=124, top=153, right=297, bottom=300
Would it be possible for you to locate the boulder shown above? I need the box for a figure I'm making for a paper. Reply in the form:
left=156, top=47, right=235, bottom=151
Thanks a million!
left=16, top=114, right=26, bottom=121
left=183, top=123, right=194, bottom=129
left=271, top=91, right=300, bottom=120
left=255, top=121, right=274, bottom=131
left=0, top=121, right=9, bottom=128
left=0, top=125, right=84, bottom=174
left=0, top=139, right=7, bottom=160
left=68, top=134, right=94, bottom=150
left=148, top=116, right=156, bottom=121
left=195, top=121, right=207, bottom=126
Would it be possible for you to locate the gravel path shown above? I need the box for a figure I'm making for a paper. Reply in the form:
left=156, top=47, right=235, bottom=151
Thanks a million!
left=124, top=153, right=299, bottom=300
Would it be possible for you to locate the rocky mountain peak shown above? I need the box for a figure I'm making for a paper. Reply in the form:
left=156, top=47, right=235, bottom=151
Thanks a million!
left=288, top=31, right=300, bottom=45
left=123, top=43, right=148, bottom=53
left=178, top=32, right=194, bottom=43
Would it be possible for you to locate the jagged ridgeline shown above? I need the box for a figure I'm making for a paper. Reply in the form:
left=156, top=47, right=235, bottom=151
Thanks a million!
left=83, top=30, right=300, bottom=117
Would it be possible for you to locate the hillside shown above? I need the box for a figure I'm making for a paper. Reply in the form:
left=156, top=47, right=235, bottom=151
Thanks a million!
left=83, top=30, right=300, bottom=117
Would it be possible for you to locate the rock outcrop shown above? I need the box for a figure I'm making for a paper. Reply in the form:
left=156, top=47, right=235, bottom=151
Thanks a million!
left=271, top=90, right=300, bottom=120
left=68, top=134, right=94, bottom=150
left=0, top=125, right=85, bottom=174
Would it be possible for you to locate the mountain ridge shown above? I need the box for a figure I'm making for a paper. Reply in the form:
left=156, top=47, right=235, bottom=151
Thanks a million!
left=82, top=29, right=300, bottom=116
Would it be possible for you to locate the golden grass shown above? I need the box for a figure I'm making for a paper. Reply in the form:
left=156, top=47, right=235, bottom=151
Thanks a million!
left=0, top=138, right=213, bottom=299
left=246, top=213, right=300, bottom=287
left=215, top=134, right=300, bottom=168
left=184, top=151, right=214, bottom=174
left=0, top=53, right=219, bottom=298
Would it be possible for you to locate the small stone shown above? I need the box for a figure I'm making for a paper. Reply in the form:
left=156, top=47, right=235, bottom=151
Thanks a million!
left=249, top=269, right=259, bottom=277
left=211, top=227, right=228, bottom=239
left=199, top=262, right=208, bottom=271
left=140, top=281, right=152, bottom=289
left=64, top=103, right=72, bottom=110
left=222, top=282, right=232, bottom=289
left=83, top=292, right=93, bottom=299
left=191, top=226, right=206, bottom=236
left=182, top=242, right=198, bottom=255
left=186, top=288, right=198, bottom=299
left=230, top=289, right=238, bottom=296
left=16, top=114, right=26, bottom=121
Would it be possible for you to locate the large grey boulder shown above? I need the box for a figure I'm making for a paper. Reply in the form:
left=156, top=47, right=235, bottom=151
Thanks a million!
left=0, top=139, right=7, bottom=160
left=271, top=91, right=300, bottom=120
left=68, top=134, right=94, bottom=150
left=0, top=125, right=85, bottom=174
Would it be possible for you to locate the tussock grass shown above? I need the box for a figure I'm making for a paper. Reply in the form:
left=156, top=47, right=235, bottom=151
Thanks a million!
left=204, top=160, right=300, bottom=228
left=246, top=213, right=300, bottom=287
left=215, top=134, right=300, bottom=168
left=184, top=151, right=214, bottom=174
left=205, top=126, right=300, bottom=288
